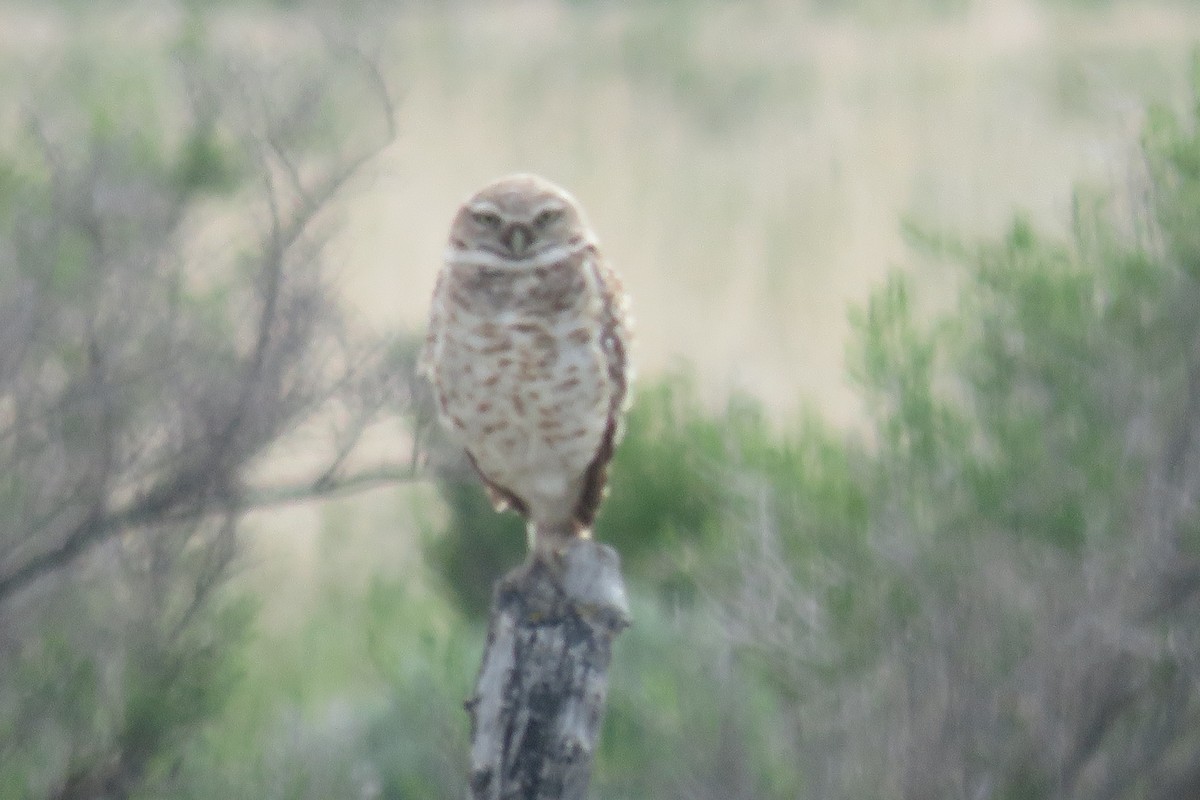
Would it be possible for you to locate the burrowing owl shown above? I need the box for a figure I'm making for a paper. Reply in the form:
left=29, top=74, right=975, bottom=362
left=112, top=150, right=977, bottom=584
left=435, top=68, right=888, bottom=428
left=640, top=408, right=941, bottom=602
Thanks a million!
left=420, top=174, right=633, bottom=566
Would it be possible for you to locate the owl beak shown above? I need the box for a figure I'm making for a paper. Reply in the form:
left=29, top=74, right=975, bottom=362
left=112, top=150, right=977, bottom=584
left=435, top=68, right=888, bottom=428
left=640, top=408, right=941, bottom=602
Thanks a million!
left=505, top=224, right=532, bottom=255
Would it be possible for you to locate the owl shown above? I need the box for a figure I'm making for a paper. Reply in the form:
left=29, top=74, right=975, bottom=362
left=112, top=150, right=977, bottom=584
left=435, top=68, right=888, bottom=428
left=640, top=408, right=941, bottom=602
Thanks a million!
left=419, top=174, right=633, bottom=567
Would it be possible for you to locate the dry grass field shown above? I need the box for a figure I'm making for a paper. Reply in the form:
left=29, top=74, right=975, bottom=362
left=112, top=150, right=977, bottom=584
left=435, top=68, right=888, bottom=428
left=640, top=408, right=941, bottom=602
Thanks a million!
left=325, top=0, right=1199, bottom=422
left=3, top=1, right=1197, bottom=420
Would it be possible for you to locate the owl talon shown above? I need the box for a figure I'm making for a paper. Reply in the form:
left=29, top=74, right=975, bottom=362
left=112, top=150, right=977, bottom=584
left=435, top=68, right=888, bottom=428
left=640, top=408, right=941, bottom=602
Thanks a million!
left=559, top=539, right=630, bottom=630
left=500, top=540, right=630, bottom=632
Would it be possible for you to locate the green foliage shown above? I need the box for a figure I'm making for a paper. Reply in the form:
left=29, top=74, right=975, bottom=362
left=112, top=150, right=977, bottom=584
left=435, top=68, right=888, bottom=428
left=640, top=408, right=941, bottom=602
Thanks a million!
left=425, top=366, right=862, bottom=617
left=856, top=122, right=1190, bottom=580
left=172, top=126, right=243, bottom=194
left=160, top=562, right=477, bottom=799
left=164, top=557, right=809, bottom=800
left=597, top=370, right=728, bottom=588
left=0, top=38, right=255, bottom=791
left=424, top=475, right=528, bottom=618
left=122, top=596, right=255, bottom=773
left=733, top=68, right=1200, bottom=798
left=597, top=597, right=803, bottom=799
left=0, top=567, right=256, bottom=799
left=359, top=578, right=478, bottom=799
left=0, top=12, right=391, bottom=799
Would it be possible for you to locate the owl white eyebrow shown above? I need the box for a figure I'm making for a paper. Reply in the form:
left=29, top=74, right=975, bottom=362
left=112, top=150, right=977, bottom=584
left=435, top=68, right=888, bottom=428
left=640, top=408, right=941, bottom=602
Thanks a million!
left=530, top=201, right=566, bottom=217
left=445, top=240, right=591, bottom=270
left=467, top=200, right=503, bottom=216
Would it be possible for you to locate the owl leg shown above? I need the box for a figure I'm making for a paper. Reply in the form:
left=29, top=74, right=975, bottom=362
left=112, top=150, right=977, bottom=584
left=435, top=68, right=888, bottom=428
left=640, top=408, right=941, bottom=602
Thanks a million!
left=502, top=520, right=574, bottom=596
left=529, top=520, right=578, bottom=567
left=505, top=521, right=629, bottom=629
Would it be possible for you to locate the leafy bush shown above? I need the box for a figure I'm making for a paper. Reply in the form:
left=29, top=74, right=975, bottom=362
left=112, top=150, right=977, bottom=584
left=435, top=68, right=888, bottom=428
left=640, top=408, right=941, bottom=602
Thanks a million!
left=0, top=19, right=397, bottom=799
left=597, top=595, right=804, bottom=800
left=731, top=62, right=1200, bottom=799
left=424, top=367, right=793, bottom=616
left=422, top=58, right=1200, bottom=800
left=159, top=567, right=476, bottom=800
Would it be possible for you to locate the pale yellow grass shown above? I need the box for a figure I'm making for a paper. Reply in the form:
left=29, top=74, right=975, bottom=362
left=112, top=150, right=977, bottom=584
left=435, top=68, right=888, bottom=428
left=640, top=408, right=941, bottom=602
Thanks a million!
left=332, top=0, right=1198, bottom=423
left=4, top=2, right=1195, bottom=419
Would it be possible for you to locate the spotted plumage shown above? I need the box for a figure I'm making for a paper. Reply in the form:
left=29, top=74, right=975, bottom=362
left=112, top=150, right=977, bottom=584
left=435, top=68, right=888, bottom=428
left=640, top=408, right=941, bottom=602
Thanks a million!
left=419, top=174, right=633, bottom=563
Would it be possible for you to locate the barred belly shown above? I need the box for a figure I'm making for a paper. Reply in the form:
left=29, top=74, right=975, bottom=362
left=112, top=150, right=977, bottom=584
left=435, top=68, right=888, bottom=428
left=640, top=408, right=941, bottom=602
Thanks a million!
left=435, top=303, right=611, bottom=525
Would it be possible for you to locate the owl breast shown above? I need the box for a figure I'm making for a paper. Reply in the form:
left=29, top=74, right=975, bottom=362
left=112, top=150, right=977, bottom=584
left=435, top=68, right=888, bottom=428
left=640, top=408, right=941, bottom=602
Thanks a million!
left=430, top=253, right=614, bottom=526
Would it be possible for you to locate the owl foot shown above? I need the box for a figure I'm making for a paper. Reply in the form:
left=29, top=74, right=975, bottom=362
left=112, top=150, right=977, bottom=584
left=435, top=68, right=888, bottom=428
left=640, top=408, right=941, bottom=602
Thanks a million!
left=557, top=539, right=630, bottom=630
left=499, top=540, right=630, bottom=632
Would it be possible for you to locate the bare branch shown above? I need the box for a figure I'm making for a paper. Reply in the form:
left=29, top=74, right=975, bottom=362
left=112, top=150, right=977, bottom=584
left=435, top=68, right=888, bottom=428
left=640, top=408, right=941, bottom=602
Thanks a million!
left=322, top=35, right=398, bottom=142
left=0, top=461, right=425, bottom=605
left=246, top=463, right=423, bottom=509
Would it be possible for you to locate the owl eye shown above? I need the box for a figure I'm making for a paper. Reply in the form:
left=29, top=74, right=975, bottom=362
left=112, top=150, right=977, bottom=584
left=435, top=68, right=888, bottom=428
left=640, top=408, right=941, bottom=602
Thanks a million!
left=532, top=208, right=564, bottom=229
left=470, top=210, right=503, bottom=229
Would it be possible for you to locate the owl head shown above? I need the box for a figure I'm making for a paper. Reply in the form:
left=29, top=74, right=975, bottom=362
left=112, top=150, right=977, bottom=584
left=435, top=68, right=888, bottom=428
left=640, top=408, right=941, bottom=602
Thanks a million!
left=447, top=173, right=593, bottom=267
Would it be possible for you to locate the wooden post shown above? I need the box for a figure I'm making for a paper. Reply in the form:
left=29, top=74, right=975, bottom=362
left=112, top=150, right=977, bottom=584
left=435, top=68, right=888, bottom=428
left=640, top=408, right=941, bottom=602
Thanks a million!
left=465, top=540, right=630, bottom=800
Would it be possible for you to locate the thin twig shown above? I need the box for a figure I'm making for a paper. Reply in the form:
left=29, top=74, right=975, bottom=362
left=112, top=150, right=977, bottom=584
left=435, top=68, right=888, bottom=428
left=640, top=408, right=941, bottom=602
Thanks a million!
left=0, top=463, right=424, bottom=604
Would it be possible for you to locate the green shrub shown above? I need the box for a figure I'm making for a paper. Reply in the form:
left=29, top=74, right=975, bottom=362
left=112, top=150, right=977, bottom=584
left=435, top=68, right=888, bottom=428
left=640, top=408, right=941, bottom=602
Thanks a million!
left=0, top=17, right=394, bottom=798
left=731, top=62, right=1200, bottom=798
left=423, top=367, right=849, bottom=616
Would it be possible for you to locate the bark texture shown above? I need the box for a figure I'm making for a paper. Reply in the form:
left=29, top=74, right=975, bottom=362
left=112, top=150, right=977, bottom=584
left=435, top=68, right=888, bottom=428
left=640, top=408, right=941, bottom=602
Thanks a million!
left=466, top=540, right=630, bottom=800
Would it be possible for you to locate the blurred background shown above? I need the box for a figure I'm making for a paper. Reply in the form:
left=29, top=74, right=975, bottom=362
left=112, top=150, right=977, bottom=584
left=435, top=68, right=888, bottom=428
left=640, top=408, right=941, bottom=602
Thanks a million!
left=2, top=0, right=1200, bottom=798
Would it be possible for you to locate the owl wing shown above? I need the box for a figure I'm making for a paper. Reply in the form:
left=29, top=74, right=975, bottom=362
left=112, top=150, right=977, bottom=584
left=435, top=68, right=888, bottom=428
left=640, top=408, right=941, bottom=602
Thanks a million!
left=465, top=450, right=531, bottom=518
left=572, top=251, right=632, bottom=529
left=417, top=269, right=446, bottom=383
left=425, top=267, right=533, bottom=519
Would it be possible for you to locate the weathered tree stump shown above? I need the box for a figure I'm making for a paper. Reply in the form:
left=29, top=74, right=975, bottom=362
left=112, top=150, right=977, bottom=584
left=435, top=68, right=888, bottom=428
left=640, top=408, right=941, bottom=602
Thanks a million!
left=466, top=539, right=630, bottom=800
